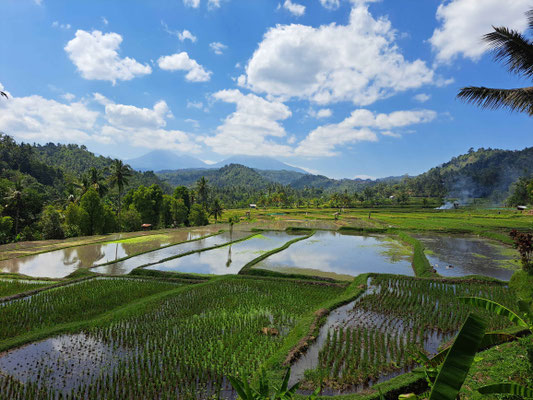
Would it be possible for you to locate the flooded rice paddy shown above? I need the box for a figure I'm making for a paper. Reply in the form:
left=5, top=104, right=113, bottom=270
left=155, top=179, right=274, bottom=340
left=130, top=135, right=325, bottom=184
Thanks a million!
left=414, top=234, right=519, bottom=280
left=0, top=332, right=128, bottom=393
left=0, top=228, right=216, bottom=278
left=92, top=230, right=250, bottom=275
left=146, top=231, right=298, bottom=275
left=252, top=231, right=413, bottom=281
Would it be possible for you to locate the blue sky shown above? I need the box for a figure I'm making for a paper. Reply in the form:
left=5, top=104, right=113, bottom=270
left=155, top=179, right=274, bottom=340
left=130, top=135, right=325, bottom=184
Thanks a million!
left=0, top=0, right=531, bottom=179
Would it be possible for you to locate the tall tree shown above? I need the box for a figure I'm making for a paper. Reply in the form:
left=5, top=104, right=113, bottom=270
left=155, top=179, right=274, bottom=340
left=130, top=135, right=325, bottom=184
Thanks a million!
left=196, top=176, right=209, bottom=209
left=457, top=8, right=533, bottom=115
left=209, top=199, right=223, bottom=223
left=109, top=159, right=132, bottom=221
left=4, top=180, right=22, bottom=235
left=87, top=167, right=108, bottom=197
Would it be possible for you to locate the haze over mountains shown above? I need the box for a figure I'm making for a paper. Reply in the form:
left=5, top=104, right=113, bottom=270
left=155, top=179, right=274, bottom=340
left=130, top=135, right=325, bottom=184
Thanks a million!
left=127, top=150, right=307, bottom=174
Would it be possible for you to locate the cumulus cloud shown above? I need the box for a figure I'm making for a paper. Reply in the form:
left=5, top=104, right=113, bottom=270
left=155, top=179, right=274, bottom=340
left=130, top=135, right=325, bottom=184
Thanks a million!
left=309, top=108, right=333, bottom=118
left=296, top=109, right=436, bottom=156
left=61, top=93, right=76, bottom=101
left=161, top=22, right=197, bottom=42
left=158, top=52, right=212, bottom=82
left=209, top=42, right=227, bottom=55
left=241, top=3, right=435, bottom=105
left=208, top=0, right=221, bottom=9
left=65, top=30, right=151, bottom=84
left=430, top=0, right=530, bottom=63
left=0, top=85, right=199, bottom=153
left=204, top=89, right=293, bottom=156
left=283, top=0, right=305, bottom=17
left=0, top=89, right=98, bottom=143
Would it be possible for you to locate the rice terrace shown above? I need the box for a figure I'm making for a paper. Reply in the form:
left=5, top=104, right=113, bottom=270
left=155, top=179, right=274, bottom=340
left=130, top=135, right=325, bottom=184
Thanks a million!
left=1, top=0, right=533, bottom=399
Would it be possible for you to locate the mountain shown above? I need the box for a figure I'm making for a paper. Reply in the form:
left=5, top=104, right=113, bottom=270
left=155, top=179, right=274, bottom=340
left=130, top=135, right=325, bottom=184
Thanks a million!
left=158, top=164, right=272, bottom=189
left=127, top=150, right=207, bottom=172
left=212, top=155, right=307, bottom=173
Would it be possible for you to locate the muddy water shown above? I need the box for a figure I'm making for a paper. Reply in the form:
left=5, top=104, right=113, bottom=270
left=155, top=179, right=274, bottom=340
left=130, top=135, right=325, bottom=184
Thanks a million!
left=0, top=332, right=128, bottom=393
left=146, top=231, right=299, bottom=275
left=414, top=234, right=519, bottom=280
left=0, top=229, right=214, bottom=278
left=252, top=231, right=413, bottom=281
left=93, top=230, right=251, bottom=275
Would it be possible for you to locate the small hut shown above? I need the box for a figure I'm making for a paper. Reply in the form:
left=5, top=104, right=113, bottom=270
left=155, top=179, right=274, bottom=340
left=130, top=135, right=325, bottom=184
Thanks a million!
left=141, top=223, right=152, bottom=231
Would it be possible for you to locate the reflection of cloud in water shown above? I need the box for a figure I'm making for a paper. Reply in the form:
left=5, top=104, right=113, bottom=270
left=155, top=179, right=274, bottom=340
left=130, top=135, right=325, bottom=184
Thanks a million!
left=149, top=232, right=294, bottom=275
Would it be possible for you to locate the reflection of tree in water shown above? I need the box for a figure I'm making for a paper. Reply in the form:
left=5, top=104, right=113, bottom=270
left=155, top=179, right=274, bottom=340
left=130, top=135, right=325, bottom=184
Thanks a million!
left=226, top=245, right=232, bottom=268
left=63, top=245, right=106, bottom=268
left=0, top=258, right=20, bottom=274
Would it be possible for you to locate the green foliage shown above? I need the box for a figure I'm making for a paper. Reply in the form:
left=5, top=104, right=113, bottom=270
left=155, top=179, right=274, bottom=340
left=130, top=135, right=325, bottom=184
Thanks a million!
left=0, top=215, right=13, bottom=244
left=79, top=188, right=105, bottom=235
left=173, top=185, right=191, bottom=211
left=120, top=208, right=142, bottom=232
left=102, top=204, right=118, bottom=233
left=39, top=205, right=64, bottom=239
left=132, top=184, right=163, bottom=226
left=477, top=382, right=533, bottom=397
left=64, top=202, right=88, bottom=237
left=506, top=175, right=533, bottom=206
left=429, top=314, right=487, bottom=400
left=189, top=203, right=208, bottom=226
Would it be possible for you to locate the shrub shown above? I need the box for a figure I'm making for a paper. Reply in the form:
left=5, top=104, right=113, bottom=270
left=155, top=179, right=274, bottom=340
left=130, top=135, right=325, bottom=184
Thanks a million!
left=189, top=204, right=208, bottom=226
left=40, top=205, right=64, bottom=239
left=121, top=208, right=142, bottom=232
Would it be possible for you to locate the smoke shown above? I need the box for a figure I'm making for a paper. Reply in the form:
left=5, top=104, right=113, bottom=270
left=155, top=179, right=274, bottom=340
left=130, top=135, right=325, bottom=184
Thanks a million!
left=436, top=202, right=455, bottom=210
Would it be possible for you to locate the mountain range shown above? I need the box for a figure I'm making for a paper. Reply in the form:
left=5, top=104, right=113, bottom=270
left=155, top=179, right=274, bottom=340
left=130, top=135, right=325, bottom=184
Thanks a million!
left=127, top=150, right=307, bottom=174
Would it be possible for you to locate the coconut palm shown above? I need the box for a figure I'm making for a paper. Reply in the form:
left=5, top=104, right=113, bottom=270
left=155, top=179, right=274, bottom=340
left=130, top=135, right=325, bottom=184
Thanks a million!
left=196, top=176, right=209, bottom=209
left=109, top=159, right=132, bottom=220
left=209, top=199, right=223, bottom=223
left=0, top=91, right=7, bottom=99
left=88, top=167, right=108, bottom=197
left=457, top=8, right=533, bottom=115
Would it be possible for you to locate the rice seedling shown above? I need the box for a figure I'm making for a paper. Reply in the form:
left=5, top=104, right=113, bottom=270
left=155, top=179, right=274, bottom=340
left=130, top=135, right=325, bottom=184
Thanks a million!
left=0, top=278, right=182, bottom=341
left=0, top=279, right=57, bottom=298
left=302, top=275, right=517, bottom=391
left=0, top=276, right=342, bottom=399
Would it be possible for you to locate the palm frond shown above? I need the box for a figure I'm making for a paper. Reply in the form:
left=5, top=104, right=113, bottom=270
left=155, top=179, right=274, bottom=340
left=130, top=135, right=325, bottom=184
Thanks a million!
left=457, top=86, right=533, bottom=115
left=483, top=26, right=533, bottom=78
left=528, top=9, right=533, bottom=33
left=0, top=91, right=7, bottom=99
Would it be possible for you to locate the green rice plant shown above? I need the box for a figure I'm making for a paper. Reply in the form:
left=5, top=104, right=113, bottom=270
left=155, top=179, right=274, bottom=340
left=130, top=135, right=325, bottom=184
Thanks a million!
left=0, top=278, right=182, bottom=341
left=0, top=279, right=57, bottom=298
left=0, top=276, right=343, bottom=399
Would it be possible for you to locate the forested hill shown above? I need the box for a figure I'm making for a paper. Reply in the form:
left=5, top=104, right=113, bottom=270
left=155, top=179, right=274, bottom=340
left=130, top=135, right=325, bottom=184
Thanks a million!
left=409, top=147, right=533, bottom=201
left=0, top=135, right=169, bottom=192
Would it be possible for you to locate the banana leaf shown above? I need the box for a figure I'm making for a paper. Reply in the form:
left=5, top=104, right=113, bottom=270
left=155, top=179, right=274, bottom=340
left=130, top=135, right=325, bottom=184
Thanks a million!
left=478, top=383, right=533, bottom=397
left=429, top=313, right=487, bottom=400
left=459, top=297, right=530, bottom=330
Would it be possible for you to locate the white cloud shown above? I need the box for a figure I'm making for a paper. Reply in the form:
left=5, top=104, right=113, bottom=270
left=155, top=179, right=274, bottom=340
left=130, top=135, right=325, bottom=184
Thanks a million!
left=183, top=0, right=200, bottom=8
left=413, top=93, right=430, bottom=103
left=296, top=108, right=436, bottom=157
left=52, top=21, right=71, bottom=30
left=185, top=118, right=200, bottom=128
left=65, top=30, right=151, bottom=84
left=283, top=0, right=305, bottom=17
left=430, top=0, right=530, bottom=63
left=242, top=3, right=435, bottom=105
left=34, top=0, right=43, bottom=5
left=92, top=92, right=114, bottom=106
left=102, top=17, right=109, bottom=25
left=209, top=42, right=227, bottom=55
left=0, top=89, right=98, bottom=143
left=178, top=30, right=197, bottom=42
left=309, top=108, right=332, bottom=118
left=61, top=93, right=75, bottom=101
left=158, top=52, right=212, bottom=82
left=205, top=89, right=294, bottom=156
left=104, top=100, right=172, bottom=129
left=320, top=0, right=340, bottom=10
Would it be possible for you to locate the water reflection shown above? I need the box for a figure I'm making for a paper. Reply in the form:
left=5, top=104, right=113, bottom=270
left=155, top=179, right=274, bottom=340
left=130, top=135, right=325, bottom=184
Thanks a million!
left=0, top=229, right=214, bottom=278
left=147, top=232, right=296, bottom=275
left=94, top=231, right=251, bottom=275
left=253, top=231, right=413, bottom=281
left=414, top=234, right=518, bottom=281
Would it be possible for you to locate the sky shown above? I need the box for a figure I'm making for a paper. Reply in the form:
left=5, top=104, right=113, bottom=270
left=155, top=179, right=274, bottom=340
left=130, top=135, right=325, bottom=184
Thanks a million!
left=0, top=0, right=531, bottom=179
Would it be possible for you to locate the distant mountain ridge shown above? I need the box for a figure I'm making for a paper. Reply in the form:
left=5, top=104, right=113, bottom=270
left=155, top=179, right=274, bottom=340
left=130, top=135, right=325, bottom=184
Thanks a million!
left=127, top=150, right=207, bottom=172
left=212, top=155, right=307, bottom=173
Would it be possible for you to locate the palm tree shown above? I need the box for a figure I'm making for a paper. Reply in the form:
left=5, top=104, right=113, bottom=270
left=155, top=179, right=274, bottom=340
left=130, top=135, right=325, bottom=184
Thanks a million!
left=196, top=176, right=209, bottom=209
left=457, top=8, right=533, bottom=115
left=209, top=199, right=223, bottom=223
left=1, top=91, right=7, bottom=99
left=88, top=167, right=108, bottom=197
left=109, top=159, right=132, bottom=221
left=4, top=180, right=23, bottom=235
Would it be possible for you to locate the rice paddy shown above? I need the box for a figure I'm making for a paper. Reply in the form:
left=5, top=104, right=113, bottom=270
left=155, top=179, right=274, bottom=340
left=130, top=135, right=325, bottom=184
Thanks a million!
left=0, top=276, right=343, bottom=399
left=0, top=279, right=58, bottom=298
left=293, top=275, right=516, bottom=393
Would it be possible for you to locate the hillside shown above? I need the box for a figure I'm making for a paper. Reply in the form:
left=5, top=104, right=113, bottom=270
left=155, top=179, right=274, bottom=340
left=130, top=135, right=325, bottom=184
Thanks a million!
left=212, top=155, right=307, bottom=173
